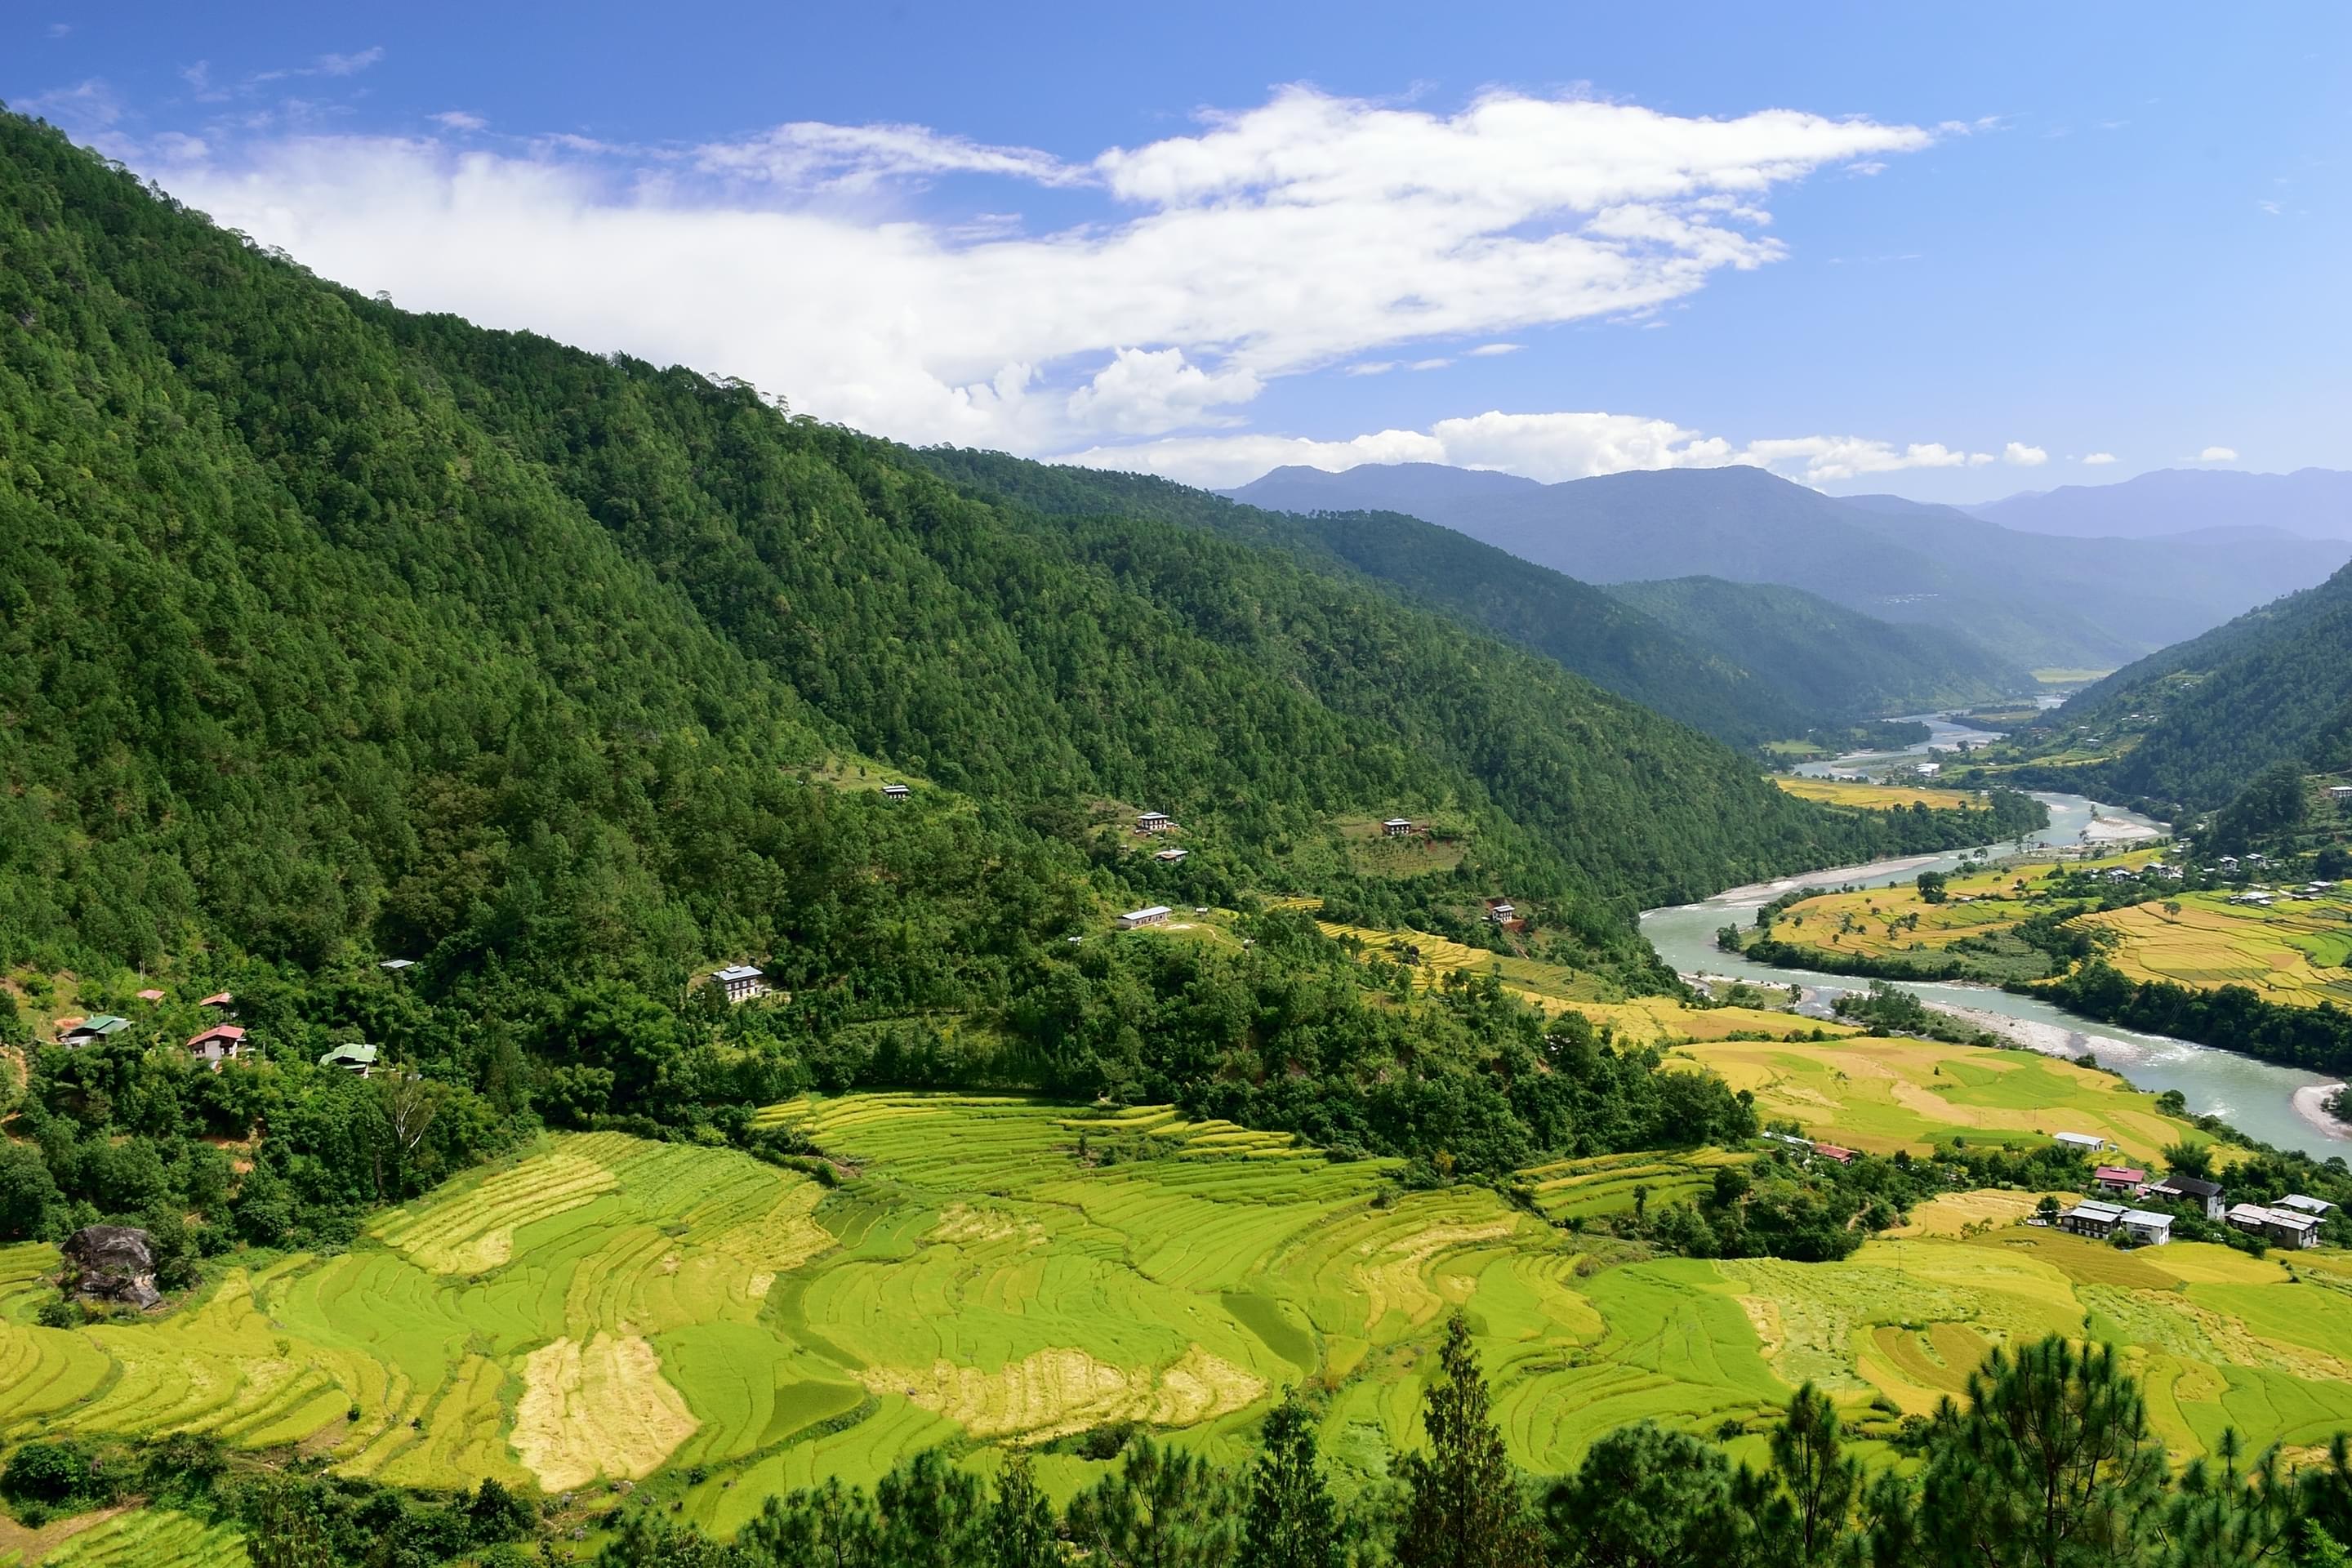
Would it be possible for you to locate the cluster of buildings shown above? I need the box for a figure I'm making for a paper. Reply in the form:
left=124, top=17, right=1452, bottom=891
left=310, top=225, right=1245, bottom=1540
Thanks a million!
left=1760, top=1130, right=1857, bottom=1165
left=2046, top=1134, right=2335, bottom=1250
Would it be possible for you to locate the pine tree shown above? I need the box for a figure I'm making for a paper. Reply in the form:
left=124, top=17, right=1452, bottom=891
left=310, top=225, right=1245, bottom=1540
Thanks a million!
left=988, top=1454, right=1064, bottom=1568
left=1241, top=1396, right=1343, bottom=1568
left=1394, top=1312, right=1543, bottom=1568
left=1767, top=1381, right=1860, bottom=1563
left=1917, top=1335, right=2165, bottom=1568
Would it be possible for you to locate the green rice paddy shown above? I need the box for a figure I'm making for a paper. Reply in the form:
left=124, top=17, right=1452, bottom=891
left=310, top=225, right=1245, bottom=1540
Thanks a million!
left=2, top=1094, right=2346, bottom=1553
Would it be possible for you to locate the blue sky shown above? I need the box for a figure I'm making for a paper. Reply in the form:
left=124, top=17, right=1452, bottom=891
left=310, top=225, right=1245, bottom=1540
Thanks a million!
left=12, top=2, right=2347, bottom=499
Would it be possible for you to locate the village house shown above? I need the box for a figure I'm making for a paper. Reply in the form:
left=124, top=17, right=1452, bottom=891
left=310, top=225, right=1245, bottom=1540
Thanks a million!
left=2147, top=1174, right=2225, bottom=1220
left=711, top=964, right=771, bottom=1004
left=2217, top=856, right=2239, bottom=871
left=1382, top=817, right=1414, bottom=836
left=1484, top=898, right=1517, bottom=924
left=1153, top=848, right=1188, bottom=863
left=136, top=988, right=165, bottom=1003
left=2052, top=1131, right=2108, bottom=1154
left=2116, top=1209, right=2174, bottom=1246
left=186, top=1024, right=247, bottom=1068
left=2276, top=1193, right=2336, bottom=1218
left=1810, top=1143, right=1857, bottom=1165
left=882, top=783, right=910, bottom=801
left=1117, top=905, right=1173, bottom=930
left=2229, top=1203, right=2323, bottom=1249
left=57, top=1015, right=130, bottom=1048
left=379, top=958, right=416, bottom=973
left=318, top=1043, right=379, bottom=1077
left=2331, top=785, right=2352, bottom=801
left=199, top=991, right=234, bottom=1009
left=2093, top=1165, right=2147, bottom=1195
left=2060, top=1199, right=2127, bottom=1240
left=1135, top=811, right=1174, bottom=835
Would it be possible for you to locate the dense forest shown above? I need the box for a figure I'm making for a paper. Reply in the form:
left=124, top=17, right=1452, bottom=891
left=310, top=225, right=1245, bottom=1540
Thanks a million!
left=915, top=449, right=1820, bottom=748
left=0, top=107, right=2060, bottom=1254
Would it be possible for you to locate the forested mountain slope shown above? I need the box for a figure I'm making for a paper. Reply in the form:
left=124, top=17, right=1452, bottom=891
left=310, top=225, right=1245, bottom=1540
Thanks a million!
left=2047, top=561, right=2352, bottom=808
left=916, top=450, right=1819, bottom=746
left=0, top=108, right=1966, bottom=997
left=1600, top=577, right=2034, bottom=720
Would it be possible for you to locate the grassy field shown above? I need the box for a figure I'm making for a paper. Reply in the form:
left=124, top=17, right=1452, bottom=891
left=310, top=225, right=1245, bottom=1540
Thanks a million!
left=1771, top=777, right=1992, bottom=812
left=1670, top=1035, right=2214, bottom=1163
left=0, top=1093, right=2333, bottom=1554
left=0, top=1509, right=251, bottom=1568
left=2074, top=891, right=2352, bottom=1008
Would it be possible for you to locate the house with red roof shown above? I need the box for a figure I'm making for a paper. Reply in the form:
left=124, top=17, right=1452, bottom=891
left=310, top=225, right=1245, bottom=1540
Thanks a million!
left=187, top=1024, right=247, bottom=1068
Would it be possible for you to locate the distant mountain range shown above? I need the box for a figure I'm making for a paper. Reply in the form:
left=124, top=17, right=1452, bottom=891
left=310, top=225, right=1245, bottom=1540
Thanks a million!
left=1224, top=462, right=2350, bottom=673
left=1967, top=468, right=2352, bottom=542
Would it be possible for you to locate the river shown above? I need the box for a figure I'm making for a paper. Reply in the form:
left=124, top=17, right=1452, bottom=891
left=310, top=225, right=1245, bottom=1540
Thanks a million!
left=1640, top=715, right=2351, bottom=1160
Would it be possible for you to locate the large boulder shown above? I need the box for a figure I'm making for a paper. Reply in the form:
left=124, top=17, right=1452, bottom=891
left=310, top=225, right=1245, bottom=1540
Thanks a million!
left=60, top=1224, right=163, bottom=1310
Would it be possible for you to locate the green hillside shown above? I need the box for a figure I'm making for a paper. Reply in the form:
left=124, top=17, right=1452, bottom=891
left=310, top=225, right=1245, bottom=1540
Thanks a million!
left=1602, top=576, right=2036, bottom=720
left=2038, top=561, right=2352, bottom=808
left=916, top=449, right=1819, bottom=747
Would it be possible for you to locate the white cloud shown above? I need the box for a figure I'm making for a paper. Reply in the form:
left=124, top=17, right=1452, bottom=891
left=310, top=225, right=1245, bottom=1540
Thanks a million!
left=1343, top=362, right=1395, bottom=376
left=431, top=110, right=487, bottom=133
left=136, top=84, right=1935, bottom=452
left=1409, top=358, right=1453, bottom=371
left=1466, top=342, right=1521, bottom=356
left=2082, top=452, right=2117, bottom=465
left=2199, top=445, right=2238, bottom=462
left=46, top=21, right=70, bottom=38
left=1061, top=408, right=2007, bottom=490
left=692, top=121, right=1083, bottom=192
left=315, top=47, right=385, bottom=77
left=2002, top=441, right=2048, bottom=466
left=1063, top=347, right=1260, bottom=434
left=22, top=78, right=122, bottom=131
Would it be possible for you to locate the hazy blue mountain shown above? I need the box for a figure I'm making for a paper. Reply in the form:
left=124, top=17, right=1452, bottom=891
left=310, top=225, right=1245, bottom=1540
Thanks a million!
left=1225, top=462, right=2349, bottom=672
left=1602, top=577, right=2037, bottom=721
left=1967, top=468, right=2352, bottom=541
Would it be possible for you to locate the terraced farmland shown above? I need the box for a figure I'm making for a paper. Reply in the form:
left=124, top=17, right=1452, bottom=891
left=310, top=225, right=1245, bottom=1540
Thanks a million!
left=1672, top=1035, right=2212, bottom=1162
left=2074, top=890, right=2352, bottom=1008
left=0, top=1094, right=2341, bottom=1551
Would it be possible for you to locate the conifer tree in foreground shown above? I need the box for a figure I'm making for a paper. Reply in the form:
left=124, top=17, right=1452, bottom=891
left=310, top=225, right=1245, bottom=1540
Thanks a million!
left=1241, top=1396, right=1343, bottom=1568
left=1394, top=1312, right=1543, bottom=1568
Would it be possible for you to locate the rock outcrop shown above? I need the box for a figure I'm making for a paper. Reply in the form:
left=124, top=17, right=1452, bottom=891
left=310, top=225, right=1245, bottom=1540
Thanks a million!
left=60, top=1224, right=163, bottom=1310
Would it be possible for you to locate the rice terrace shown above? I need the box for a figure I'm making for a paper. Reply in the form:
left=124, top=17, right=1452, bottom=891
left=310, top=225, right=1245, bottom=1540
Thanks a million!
left=8, top=1093, right=2352, bottom=1554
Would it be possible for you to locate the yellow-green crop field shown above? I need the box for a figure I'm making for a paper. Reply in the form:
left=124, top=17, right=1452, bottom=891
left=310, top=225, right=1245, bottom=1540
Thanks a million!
left=2074, top=891, right=2352, bottom=1009
left=1766, top=851, right=2165, bottom=962
left=1302, top=910, right=1857, bottom=1046
left=0, top=1509, right=250, bottom=1568
left=1671, top=1035, right=2215, bottom=1163
left=1771, top=777, right=1991, bottom=812
left=1, top=1094, right=2341, bottom=1555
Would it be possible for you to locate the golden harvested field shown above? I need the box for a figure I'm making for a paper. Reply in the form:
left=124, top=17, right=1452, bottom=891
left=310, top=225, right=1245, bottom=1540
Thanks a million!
left=1671, top=1034, right=2217, bottom=1162
left=1771, top=777, right=1990, bottom=811
left=2074, top=892, right=2352, bottom=1008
